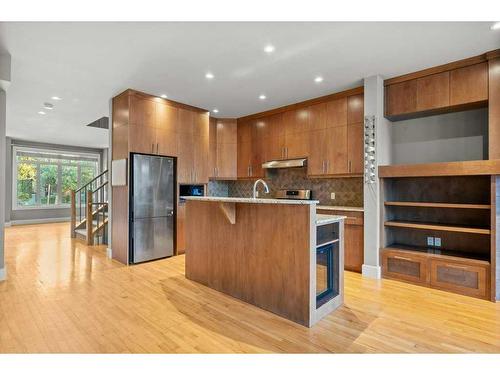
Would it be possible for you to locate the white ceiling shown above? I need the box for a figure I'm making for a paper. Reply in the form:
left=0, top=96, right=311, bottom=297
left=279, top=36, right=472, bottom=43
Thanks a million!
left=0, top=22, right=499, bottom=148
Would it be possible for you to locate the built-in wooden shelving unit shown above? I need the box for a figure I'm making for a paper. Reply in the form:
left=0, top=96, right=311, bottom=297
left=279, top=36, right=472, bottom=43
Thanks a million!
left=380, top=170, right=496, bottom=300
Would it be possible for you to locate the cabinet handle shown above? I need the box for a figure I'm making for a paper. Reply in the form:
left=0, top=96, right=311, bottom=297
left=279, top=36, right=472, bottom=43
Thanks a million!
left=393, top=256, right=412, bottom=261
left=151, top=143, right=154, bottom=153
left=250, top=165, right=253, bottom=176
left=322, top=160, right=325, bottom=173
left=444, top=264, right=468, bottom=270
left=285, top=147, right=288, bottom=158
left=156, top=143, right=159, bottom=154
left=327, top=160, right=330, bottom=173
left=348, top=160, right=352, bottom=173
left=247, top=165, right=250, bottom=177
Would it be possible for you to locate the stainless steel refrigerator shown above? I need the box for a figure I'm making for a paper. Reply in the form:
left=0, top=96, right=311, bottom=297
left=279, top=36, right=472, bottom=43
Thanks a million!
left=130, top=154, right=175, bottom=263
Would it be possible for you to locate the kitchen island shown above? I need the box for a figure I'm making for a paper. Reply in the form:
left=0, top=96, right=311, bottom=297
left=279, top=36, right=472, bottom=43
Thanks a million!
left=182, top=196, right=345, bottom=327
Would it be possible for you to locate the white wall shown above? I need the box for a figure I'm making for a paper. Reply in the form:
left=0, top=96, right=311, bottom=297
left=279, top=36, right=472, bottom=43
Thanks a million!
left=391, top=108, right=488, bottom=164
left=0, top=90, right=6, bottom=279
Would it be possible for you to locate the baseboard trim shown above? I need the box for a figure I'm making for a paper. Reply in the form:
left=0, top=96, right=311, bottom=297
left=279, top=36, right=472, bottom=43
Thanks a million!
left=10, top=217, right=71, bottom=226
left=0, top=267, right=6, bottom=281
left=362, top=264, right=381, bottom=279
left=106, top=248, right=112, bottom=259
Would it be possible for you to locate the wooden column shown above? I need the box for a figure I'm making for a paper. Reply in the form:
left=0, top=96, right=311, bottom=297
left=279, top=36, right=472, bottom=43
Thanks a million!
left=70, top=190, right=76, bottom=238
left=86, top=190, right=93, bottom=246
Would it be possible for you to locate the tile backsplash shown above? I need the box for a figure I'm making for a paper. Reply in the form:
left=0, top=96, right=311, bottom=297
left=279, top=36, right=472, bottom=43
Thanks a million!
left=207, top=167, right=363, bottom=206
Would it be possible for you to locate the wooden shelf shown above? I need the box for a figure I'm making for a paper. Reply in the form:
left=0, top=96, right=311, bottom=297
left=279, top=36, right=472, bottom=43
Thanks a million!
left=382, top=244, right=491, bottom=264
left=384, top=220, right=491, bottom=235
left=378, top=160, right=500, bottom=178
left=384, top=201, right=490, bottom=210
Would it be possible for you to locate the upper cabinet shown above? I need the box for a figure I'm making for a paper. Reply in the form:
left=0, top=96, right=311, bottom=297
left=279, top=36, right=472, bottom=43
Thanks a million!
left=209, top=118, right=237, bottom=180
left=385, top=61, right=489, bottom=121
left=450, top=63, right=488, bottom=106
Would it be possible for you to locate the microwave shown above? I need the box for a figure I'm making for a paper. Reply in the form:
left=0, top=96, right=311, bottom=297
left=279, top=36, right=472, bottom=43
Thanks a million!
left=179, top=184, right=205, bottom=203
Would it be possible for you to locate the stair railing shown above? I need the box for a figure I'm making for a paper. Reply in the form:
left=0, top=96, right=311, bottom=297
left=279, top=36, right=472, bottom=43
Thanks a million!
left=70, top=169, right=109, bottom=245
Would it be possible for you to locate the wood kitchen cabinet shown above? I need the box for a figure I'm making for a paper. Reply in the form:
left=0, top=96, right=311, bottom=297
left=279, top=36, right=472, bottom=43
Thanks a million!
left=282, top=109, right=310, bottom=159
left=177, top=108, right=209, bottom=183
left=347, top=123, right=363, bottom=174
left=209, top=118, right=237, bottom=179
left=385, top=60, right=489, bottom=120
left=237, top=119, right=264, bottom=178
left=317, top=208, right=364, bottom=272
left=450, top=62, right=488, bottom=106
left=385, top=80, right=418, bottom=118
left=155, top=101, right=178, bottom=156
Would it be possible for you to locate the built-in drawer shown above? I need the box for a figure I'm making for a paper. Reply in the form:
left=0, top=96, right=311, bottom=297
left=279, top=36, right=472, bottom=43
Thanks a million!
left=381, top=250, right=429, bottom=286
left=317, top=209, right=363, bottom=226
left=430, top=258, right=490, bottom=299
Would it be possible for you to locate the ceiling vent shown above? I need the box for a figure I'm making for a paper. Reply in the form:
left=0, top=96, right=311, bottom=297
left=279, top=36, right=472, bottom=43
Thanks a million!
left=86, top=116, right=109, bottom=129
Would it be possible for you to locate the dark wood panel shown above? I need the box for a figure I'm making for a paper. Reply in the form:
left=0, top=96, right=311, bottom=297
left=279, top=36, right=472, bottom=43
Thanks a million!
left=347, top=123, right=363, bottom=174
left=111, top=186, right=129, bottom=264
left=381, top=249, right=429, bottom=286
left=489, top=58, right=500, bottom=160
left=450, top=62, right=488, bottom=105
left=416, top=71, right=450, bottom=111
left=185, top=201, right=311, bottom=326
left=347, top=94, right=364, bottom=124
left=385, top=80, right=417, bottom=117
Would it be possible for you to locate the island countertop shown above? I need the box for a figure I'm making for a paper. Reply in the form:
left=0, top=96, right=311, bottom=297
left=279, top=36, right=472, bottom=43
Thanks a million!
left=181, top=196, right=319, bottom=205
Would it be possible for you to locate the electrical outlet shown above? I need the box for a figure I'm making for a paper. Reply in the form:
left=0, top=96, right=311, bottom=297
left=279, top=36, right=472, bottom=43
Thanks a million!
left=434, top=237, right=442, bottom=247
left=427, top=237, right=434, bottom=247
left=330, top=192, right=336, bottom=200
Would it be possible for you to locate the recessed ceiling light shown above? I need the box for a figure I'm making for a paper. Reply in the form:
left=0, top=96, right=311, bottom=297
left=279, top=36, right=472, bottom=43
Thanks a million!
left=264, top=45, right=275, bottom=53
left=38, top=111, right=46, bottom=115
left=51, top=96, right=62, bottom=101
left=212, top=109, right=219, bottom=113
left=205, top=72, right=214, bottom=79
left=160, top=94, right=168, bottom=99
left=259, top=94, right=267, bottom=100
left=491, top=22, right=500, bottom=30
left=314, top=76, right=324, bottom=83
left=44, top=102, right=54, bottom=110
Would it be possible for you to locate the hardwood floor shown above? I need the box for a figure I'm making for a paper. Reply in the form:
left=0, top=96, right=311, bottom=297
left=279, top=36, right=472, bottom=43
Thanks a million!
left=1, top=222, right=499, bottom=353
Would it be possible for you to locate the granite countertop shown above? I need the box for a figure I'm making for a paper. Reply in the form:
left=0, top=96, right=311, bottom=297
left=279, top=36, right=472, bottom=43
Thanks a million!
left=316, top=205, right=364, bottom=212
left=316, top=214, right=346, bottom=225
left=181, top=196, right=320, bottom=205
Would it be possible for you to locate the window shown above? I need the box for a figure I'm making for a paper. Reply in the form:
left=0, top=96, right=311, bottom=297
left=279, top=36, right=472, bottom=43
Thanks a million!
left=13, top=146, right=100, bottom=209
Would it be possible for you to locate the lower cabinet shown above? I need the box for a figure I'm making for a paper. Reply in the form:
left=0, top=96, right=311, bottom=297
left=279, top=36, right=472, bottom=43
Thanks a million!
left=176, top=203, right=186, bottom=255
left=317, top=209, right=364, bottom=272
left=430, top=259, right=489, bottom=299
left=380, top=248, right=491, bottom=300
left=381, top=250, right=429, bottom=286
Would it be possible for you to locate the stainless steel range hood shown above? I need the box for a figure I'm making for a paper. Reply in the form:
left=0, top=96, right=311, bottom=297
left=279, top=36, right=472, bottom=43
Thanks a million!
left=261, top=158, right=307, bottom=169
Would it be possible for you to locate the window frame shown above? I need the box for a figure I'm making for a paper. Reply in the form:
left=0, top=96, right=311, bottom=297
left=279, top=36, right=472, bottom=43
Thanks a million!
left=13, top=146, right=101, bottom=210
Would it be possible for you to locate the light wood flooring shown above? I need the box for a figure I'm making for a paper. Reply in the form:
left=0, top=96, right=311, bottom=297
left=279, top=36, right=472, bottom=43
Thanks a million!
left=0, top=222, right=499, bottom=353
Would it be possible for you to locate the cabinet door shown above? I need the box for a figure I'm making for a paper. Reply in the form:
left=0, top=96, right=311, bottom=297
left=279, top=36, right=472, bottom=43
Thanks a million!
left=347, top=94, right=364, bottom=124
left=283, top=108, right=309, bottom=135
left=430, top=259, right=489, bottom=299
left=325, top=126, right=348, bottom=175
left=129, top=95, right=156, bottom=127
left=217, top=143, right=237, bottom=179
left=450, top=62, right=488, bottom=106
left=237, top=141, right=252, bottom=178
left=326, top=97, right=347, bottom=127
left=309, top=102, right=327, bottom=131
left=209, top=117, right=217, bottom=178
left=266, top=113, right=286, bottom=160
left=155, top=102, right=178, bottom=156
left=176, top=203, right=186, bottom=255
left=308, top=129, right=327, bottom=175
left=129, top=124, right=156, bottom=154
left=347, top=123, right=363, bottom=175
left=285, top=131, right=309, bottom=159
left=344, top=224, right=364, bottom=272
left=416, top=71, right=450, bottom=111
left=385, top=80, right=417, bottom=117
left=177, top=132, right=194, bottom=183
left=381, top=250, right=429, bottom=285
left=193, top=112, right=209, bottom=183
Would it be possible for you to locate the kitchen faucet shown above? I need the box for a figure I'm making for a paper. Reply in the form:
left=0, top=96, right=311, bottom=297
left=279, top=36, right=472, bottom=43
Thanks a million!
left=252, top=179, right=269, bottom=199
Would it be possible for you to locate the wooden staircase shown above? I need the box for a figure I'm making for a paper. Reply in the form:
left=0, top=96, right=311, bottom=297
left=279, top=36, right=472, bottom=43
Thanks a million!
left=70, top=170, right=109, bottom=245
